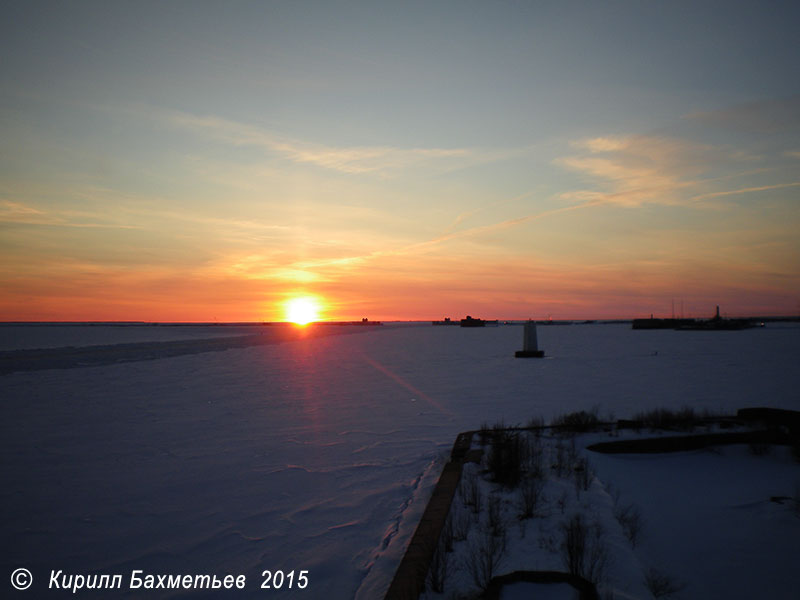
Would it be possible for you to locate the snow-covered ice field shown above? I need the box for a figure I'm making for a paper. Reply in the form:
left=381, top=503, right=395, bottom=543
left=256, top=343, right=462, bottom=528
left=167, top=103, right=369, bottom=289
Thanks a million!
left=2, top=322, right=799, bottom=598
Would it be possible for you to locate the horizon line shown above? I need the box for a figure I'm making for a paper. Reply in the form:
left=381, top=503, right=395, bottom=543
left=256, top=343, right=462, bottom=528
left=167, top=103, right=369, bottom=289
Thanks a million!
left=2, top=315, right=799, bottom=326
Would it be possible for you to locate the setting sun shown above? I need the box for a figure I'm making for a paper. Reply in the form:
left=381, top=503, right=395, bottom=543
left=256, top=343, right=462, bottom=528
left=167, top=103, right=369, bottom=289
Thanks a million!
left=285, top=296, right=322, bottom=325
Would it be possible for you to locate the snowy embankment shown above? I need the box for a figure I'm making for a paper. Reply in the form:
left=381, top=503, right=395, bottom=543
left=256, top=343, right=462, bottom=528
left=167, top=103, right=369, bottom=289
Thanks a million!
left=1, top=323, right=798, bottom=598
left=419, top=424, right=800, bottom=600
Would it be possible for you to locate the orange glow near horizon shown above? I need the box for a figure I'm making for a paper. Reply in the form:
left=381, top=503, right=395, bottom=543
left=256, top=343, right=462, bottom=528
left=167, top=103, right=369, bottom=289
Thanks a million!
left=284, top=296, right=323, bottom=325
left=0, top=262, right=795, bottom=323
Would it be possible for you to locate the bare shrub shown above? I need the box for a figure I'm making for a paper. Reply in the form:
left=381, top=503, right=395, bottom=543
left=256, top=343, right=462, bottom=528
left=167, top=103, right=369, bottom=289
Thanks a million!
left=487, top=493, right=506, bottom=538
left=527, top=434, right=545, bottom=478
left=553, top=440, right=569, bottom=477
left=517, top=433, right=531, bottom=472
left=439, top=512, right=454, bottom=553
left=478, top=421, right=492, bottom=446
left=567, top=437, right=580, bottom=466
left=519, top=476, right=545, bottom=519
left=633, top=406, right=716, bottom=432
left=552, top=408, right=601, bottom=433
left=560, top=513, right=608, bottom=584
left=614, top=503, right=644, bottom=547
left=526, top=415, right=545, bottom=431
left=427, top=533, right=450, bottom=593
left=557, top=490, right=568, bottom=514
left=488, top=428, right=523, bottom=487
left=606, top=482, right=621, bottom=507
left=644, top=567, right=685, bottom=598
left=538, top=531, right=558, bottom=553
left=573, top=456, right=592, bottom=497
left=561, top=513, right=588, bottom=578
left=450, top=506, right=472, bottom=541
left=461, top=468, right=482, bottom=515
left=586, top=522, right=609, bottom=584
left=465, top=524, right=506, bottom=592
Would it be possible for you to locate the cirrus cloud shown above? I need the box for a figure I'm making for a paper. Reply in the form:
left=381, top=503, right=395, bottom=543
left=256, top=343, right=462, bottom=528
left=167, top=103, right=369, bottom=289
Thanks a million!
left=162, top=110, right=504, bottom=176
left=555, top=134, right=771, bottom=208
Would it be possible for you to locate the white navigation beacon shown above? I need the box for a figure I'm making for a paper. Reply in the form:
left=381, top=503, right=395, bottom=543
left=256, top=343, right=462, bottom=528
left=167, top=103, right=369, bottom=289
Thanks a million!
left=515, top=320, right=545, bottom=358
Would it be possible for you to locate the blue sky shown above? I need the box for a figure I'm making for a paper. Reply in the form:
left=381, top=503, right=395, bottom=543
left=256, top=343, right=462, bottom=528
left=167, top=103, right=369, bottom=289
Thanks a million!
left=1, top=1, right=798, bottom=320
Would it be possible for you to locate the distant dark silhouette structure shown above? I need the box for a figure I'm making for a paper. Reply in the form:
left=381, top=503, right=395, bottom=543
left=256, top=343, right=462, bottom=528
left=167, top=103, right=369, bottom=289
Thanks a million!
left=460, top=315, right=486, bottom=327
left=632, top=305, right=759, bottom=330
left=432, top=317, right=458, bottom=326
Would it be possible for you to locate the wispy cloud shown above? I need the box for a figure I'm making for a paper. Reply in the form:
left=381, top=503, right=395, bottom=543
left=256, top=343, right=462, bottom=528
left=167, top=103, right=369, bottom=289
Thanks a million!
left=692, top=182, right=800, bottom=202
left=554, top=135, right=725, bottom=208
left=557, top=100, right=800, bottom=210
left=0, top=199, right=141, bottom=229
left=401, top=203, right=586, bottom=256
left=0, top=200, right=45, bottom=220
left=441, top=189, right=542, bottom=235
left=163, top=111, right=487, bottom=176
left=220, top=251, right=368, bottom=284
left=550, top=131, right=800, bottom=210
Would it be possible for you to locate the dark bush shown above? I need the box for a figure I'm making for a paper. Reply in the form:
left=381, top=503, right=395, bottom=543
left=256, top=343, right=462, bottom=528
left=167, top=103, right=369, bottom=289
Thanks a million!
left=478, top=421, right=492, bottom=446
left=644, top=567, right=685, bottom=598
left=519, top=476, right=544, bottom=520
left=526, top=415, right=545, bottom=430
left=560, top=513, right=607, bottom=584
left=552, top=409, right=601, bottom=433
left=466, top=524, right=506, bottom=591
left=427, top=530, right=450, bottom=593
left=633, top=406, right=715, bottom=431
left=488, top=429, right=523, bottom=487
left=460, top=468, right=482, bottom=514
left=614, top=503, right=644, bottom=547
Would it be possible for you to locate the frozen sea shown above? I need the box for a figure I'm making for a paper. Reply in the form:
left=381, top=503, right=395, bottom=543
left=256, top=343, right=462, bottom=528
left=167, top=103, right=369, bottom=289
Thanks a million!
left=2, top=322, right=799, bottom=598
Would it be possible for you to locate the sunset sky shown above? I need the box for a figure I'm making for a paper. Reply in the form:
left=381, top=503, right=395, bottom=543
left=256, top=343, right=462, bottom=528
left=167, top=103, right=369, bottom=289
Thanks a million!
left=2, top=1, right=798, bottom=321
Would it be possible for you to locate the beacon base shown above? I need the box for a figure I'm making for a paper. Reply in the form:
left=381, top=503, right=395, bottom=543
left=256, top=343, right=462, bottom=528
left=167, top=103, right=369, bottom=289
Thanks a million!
left=514, top=350, right=545, bottom=358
